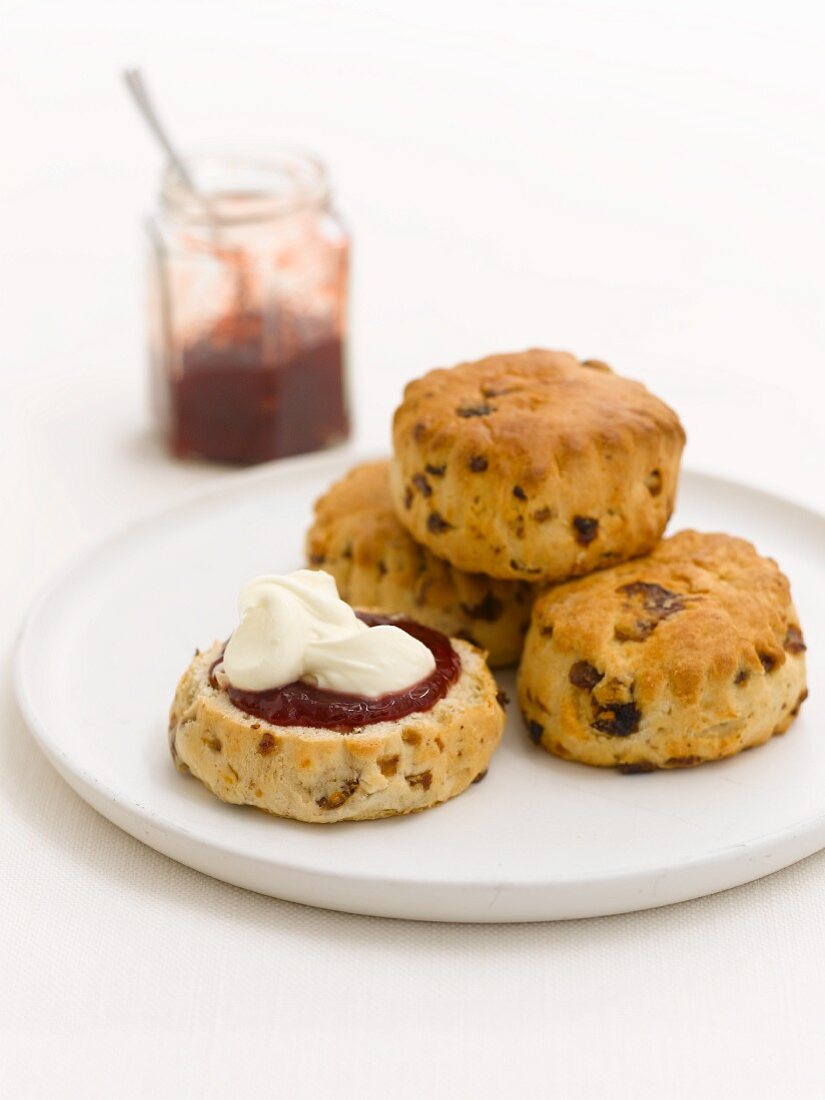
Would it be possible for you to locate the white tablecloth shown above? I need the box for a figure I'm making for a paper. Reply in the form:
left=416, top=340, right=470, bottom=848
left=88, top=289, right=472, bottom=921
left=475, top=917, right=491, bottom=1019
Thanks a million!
left=3, top=2, right=825, bottom=1096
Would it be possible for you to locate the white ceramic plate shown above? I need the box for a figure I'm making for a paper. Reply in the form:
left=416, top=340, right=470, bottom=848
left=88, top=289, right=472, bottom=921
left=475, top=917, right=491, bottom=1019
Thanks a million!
left=15, top=452, right=824, bottom=922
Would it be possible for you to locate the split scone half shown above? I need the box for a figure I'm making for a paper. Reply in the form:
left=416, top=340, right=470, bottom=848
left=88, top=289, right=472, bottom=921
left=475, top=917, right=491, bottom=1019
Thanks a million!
left=518, top=530, right=808, bottom=771
left=306, top=459, right=535, bottom=667
left=391, top=348, right=685, bottom=582
left=170, top=635, right=506, bottom=823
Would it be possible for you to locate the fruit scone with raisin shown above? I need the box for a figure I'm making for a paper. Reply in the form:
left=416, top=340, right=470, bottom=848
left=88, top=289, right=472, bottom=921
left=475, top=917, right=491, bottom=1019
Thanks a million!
left=306, top=459, right=536, bottom=667
left=391, top=349, right=685, bottom=583
left=518, top=530, right=808, bottom=771
left=169, top=570, right=506, bottom=822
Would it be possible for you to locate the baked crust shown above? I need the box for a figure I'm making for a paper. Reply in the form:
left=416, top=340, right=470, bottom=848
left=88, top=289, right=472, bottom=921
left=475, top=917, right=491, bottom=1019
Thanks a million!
left=170, top=637, right=506, bottom=822
left=306, top=460, right=535, bottom=667
left=390, top=349, right=685, bottom=581
left=517, top=530, right=808, bottom=770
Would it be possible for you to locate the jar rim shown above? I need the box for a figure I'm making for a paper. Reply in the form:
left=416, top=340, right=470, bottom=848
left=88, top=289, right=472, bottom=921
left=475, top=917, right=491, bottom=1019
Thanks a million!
left=160, top=145, right=330, bottom=226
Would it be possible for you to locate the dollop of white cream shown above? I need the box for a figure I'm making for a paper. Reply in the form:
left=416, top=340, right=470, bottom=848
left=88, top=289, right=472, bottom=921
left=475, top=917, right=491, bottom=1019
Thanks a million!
left=222, top=570, right=436, bottom=697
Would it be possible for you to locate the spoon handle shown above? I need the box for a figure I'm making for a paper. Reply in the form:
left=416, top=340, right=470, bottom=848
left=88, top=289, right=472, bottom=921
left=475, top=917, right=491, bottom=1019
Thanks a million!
left=123, top=67, right=215, bottom=219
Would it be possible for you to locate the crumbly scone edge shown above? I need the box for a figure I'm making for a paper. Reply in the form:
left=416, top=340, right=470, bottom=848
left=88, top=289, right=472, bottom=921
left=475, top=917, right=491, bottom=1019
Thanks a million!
left=170, top=637, right=506, bottom=822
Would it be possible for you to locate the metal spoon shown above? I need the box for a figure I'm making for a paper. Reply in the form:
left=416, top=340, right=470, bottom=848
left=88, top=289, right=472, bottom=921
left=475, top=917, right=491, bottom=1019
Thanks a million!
left=123, top=67, right=217, bottom=222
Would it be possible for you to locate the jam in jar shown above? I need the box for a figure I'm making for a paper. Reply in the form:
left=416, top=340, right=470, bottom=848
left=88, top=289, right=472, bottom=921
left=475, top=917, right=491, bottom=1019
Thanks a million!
left=147, top=149, right=350, bottom=464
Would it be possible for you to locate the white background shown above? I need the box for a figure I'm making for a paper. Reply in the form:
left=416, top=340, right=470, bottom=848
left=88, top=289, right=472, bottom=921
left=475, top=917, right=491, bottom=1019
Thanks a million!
left=2, top=1, right=825, bottom=1096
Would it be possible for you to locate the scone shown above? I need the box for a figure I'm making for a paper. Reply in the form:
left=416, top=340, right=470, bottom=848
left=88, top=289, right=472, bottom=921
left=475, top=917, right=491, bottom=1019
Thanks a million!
left=391, top=349, right=685, bottom=582
left=306, top=459, right=535, bottom=667
left=170, top=633, right=506, bottom=823
left=518, top=530, right=808, bottom=770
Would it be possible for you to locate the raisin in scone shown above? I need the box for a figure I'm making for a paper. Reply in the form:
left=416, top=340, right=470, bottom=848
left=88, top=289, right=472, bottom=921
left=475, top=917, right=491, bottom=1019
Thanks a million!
left=391, top=349, right=685, bottom=582
left=306, top=460, right=535, bottom=667
left=518, top=530, right=808, bottom=771
left=170, top=634, right=505, bottom=823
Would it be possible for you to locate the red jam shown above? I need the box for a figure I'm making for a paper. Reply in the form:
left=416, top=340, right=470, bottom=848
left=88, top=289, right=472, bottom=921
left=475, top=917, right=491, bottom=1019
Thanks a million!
left=171, top=311, right=348, bottom=465
left=214, top=612, right=460, bottom=731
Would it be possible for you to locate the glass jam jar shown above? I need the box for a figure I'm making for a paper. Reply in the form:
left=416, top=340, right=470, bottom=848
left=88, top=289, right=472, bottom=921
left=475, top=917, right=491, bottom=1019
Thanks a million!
left=147, top=148, right=350, bottom=464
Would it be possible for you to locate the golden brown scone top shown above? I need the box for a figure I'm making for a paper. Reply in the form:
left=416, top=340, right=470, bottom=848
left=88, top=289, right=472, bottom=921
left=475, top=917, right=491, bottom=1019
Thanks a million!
left=393, top=349, right=685, bottom=487
left=391, top=349, right=685, bottom=581
left=529, top=530, right=805, bottom=706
